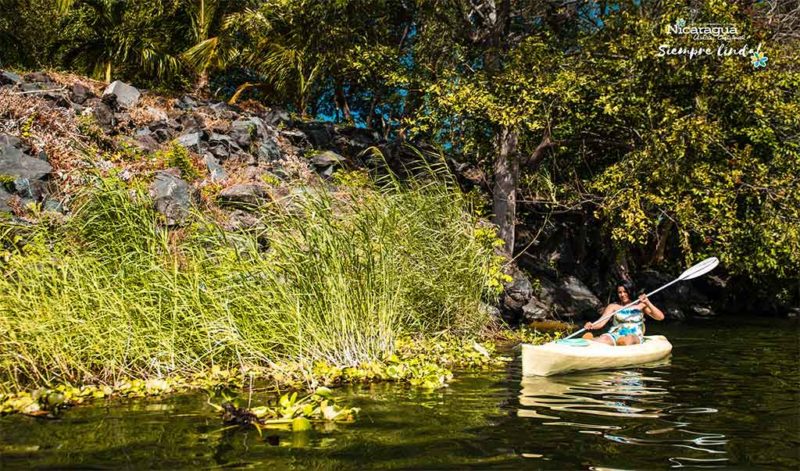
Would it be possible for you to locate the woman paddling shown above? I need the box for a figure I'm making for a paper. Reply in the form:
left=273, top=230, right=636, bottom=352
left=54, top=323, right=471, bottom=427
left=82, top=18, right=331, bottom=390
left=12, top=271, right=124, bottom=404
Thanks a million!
left=582, top=281, right=665, bottom=346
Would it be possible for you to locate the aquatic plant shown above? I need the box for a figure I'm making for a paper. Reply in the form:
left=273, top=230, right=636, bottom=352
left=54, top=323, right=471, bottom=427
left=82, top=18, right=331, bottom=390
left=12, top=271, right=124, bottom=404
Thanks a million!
left=210, top=387, right=359, bottom=434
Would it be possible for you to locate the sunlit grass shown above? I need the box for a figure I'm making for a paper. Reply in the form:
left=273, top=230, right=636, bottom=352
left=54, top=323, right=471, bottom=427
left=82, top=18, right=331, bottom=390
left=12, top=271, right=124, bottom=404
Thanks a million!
left=0, top=158, right=503, bottom=392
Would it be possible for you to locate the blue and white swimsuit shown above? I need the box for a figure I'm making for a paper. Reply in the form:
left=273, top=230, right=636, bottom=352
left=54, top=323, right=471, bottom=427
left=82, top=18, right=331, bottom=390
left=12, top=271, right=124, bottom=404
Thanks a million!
left=602, top=307, right=645, bottom=345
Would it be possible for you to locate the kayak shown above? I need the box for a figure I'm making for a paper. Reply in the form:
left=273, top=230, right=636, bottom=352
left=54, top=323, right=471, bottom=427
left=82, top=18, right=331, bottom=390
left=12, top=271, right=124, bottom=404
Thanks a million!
left=521, top=335, right=672, bottom=376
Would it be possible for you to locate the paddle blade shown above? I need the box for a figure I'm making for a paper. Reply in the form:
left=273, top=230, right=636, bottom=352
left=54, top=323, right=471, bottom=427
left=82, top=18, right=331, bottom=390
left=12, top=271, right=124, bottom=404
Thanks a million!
left=679, top=257, right=719, bottom=280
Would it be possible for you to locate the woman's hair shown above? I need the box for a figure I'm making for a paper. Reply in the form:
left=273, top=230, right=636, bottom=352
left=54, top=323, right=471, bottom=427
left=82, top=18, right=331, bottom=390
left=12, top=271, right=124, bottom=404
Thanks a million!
left=616, top=280, right=636, bottom=299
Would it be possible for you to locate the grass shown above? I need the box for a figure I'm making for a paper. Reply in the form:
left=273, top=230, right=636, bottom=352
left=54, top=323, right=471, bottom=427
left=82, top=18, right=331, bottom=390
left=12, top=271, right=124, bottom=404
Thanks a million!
left=0, top=157, right=506, bottom=393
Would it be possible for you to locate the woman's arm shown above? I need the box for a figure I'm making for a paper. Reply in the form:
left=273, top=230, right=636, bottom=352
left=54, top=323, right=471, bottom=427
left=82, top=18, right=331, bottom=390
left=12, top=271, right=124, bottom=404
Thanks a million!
left=584, top=304, right=619, bottom=330
left=639, top=294, right=665, bottom=320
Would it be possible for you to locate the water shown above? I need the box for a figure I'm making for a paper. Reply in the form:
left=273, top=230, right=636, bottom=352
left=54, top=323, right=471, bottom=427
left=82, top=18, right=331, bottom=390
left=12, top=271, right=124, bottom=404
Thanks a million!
left=1, top=317, right=798, bottom=469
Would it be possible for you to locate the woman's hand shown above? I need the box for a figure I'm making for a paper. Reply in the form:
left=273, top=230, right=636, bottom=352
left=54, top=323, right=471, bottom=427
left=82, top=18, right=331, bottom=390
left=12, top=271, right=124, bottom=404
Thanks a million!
left=584, top=321, right=595, bottom=330
left=639, top=294, right=651, bottom=305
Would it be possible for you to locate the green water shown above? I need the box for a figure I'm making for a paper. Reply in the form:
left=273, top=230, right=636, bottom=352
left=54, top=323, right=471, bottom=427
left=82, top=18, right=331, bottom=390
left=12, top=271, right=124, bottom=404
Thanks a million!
left=1, top=317, right=798, bottom=469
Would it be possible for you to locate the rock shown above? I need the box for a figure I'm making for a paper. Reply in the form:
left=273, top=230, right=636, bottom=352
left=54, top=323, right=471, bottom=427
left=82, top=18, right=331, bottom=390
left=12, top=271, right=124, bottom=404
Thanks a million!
left=690, top=305, right=716, bottom=318
left=560, top=276, right=602, bottom=315
left=0, top=142, right=52, bottom=182
left=296, top=121, right=334, bottom=147
left=280, top=128, right=310, bottom=147
left=500, top=266, right=535, bottom=323
left=0, top=188, right=13, bottom=212
left=176, top=95, right=198, bottom=110
left=134, top=134, right=160, bottom=153
left=86, top=100, right=115, bottom=128
left=70, top=83, right=94, bottom=104
left=665, top=307, right=686, bottom=321
left=102, top=80, right=140, bottom=109
left=150, top=171, right=192, bottom=225
left=788, top=307, right=800, bottom=318
left=537, top=276, right=601, bottom=320
left=24, top=71, right=53, bottom=83
left=218, top=184, right=269, bottom=208
left=231, top=117, right=269, bottom=148
left=257, top=138, right=282, bottom=163
left=521, top=298, right=552, bottom=323
left=203, top=154, right=227, bottom=182
left=0, top=70, right=22, bottom=86
left=0, top=134, right=24, bottom=149
left=145, top=107, right=168, bottom=122
left=310, top=150, right=345, bottom=167
left=176, top=131, right=203, bottom=151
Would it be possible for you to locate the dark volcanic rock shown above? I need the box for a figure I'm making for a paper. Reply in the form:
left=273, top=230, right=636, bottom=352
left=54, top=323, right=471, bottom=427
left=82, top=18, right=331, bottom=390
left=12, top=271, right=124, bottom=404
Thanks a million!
left=70, top=83, right=94, bottom=104
left=0, top=188, right=12, bottom=212
left=102, top=81, right=140, bottom=109
left=176, top=131, right=203, bottom=151
left=203, top=154, right=227, bottom=182
left=218, top=184, right=269, bottom=208
left=310, top=150, right=345, bottom=167
left=258, top=138, right=282, bottom=163
left=538, top=276, right=602, bottom=320
left=0, top=142, right=52, bottom=182
left=0, top=70, right=22, bottom=86
left=150, top=171, right=192, bottom=225
left=500, top=266, right=535, bottom=323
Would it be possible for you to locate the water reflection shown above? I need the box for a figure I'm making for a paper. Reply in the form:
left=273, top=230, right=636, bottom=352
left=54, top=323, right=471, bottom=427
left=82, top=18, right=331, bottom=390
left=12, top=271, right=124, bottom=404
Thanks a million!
left=518, top=369, right=730, bottom=467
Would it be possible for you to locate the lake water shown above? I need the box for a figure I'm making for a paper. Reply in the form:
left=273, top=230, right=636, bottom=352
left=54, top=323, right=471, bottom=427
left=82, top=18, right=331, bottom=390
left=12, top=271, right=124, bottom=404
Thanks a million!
left=1, top=317, right=798, bottom=469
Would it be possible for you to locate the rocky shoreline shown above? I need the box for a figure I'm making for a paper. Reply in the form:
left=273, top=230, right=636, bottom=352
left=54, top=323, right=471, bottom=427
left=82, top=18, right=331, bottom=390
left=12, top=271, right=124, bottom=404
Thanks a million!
left=1, top=70, right=796, bottom=325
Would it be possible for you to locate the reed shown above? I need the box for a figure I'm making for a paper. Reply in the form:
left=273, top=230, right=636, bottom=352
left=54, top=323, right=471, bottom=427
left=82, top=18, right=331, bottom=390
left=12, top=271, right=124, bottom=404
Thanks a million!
left=0, top=160, right=501, bottom=392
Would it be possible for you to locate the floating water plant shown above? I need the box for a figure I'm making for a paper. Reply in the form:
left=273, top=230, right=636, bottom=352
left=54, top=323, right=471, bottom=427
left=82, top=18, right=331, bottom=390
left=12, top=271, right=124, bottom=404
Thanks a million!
left=210, top=387, right=359, bottom=434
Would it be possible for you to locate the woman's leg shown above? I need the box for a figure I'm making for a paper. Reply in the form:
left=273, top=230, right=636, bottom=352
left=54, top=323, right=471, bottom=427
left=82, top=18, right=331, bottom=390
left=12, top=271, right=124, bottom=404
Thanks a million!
left=615, top=335, right=641, bottom=346
left=592, top=333, right=615, bottom=345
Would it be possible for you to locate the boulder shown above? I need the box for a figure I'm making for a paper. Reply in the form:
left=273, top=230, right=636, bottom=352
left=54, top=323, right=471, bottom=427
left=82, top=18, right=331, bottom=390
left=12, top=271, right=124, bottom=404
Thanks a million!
left=231, top=117, right=269, bottom=148
left=521, top=298, right=552, bottom=323
left=257, top=138, right=282, bottom=163
left=0, top=187, right=12, bottom=212
left=203, top=154, right=227, bottom=182
left=310, top=150, right=346, bottom=168
left=500, top=265, right=535, bottom=323
left=86, top=99, right=115, bottom=128
left=0, top=70, right=22, bottom=86
left=70, top=83, right=94, bottom=104
left=102, top=81, right=140, bottom=109
left=176, top=131, right=203, bottom=151
left=24, top=71, right=53, bottom=83
left=150, top=171, right=192, bottom=225
left=537, top=276, right=602, bottom=320
left=0, top=142, right=52, bottom=182
left=218, top=183, right=269, bottom=208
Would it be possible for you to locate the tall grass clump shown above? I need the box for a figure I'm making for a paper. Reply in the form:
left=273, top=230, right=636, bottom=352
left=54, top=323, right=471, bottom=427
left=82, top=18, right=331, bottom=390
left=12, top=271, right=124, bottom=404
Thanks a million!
left=0, top=156, right=504, bottom=392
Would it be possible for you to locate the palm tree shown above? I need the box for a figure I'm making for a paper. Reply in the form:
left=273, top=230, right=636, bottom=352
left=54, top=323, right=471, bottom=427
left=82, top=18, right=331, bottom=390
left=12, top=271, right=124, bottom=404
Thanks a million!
left=56, top=0, right=180, bottom=83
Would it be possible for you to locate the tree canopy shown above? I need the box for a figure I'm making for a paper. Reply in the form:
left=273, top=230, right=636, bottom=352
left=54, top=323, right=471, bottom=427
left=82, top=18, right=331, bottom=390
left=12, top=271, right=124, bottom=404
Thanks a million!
left=1, top=0, right=797, bottom=289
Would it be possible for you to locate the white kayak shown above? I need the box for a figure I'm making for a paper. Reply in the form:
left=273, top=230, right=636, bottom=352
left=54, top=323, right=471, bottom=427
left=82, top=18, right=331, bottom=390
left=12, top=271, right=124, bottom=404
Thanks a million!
left=521, top=335, right=673, bottom=376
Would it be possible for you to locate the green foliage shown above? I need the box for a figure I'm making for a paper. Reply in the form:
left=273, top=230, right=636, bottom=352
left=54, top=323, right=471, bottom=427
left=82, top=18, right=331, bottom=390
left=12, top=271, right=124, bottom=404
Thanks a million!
left=158, top=142, right=201, bottom=180
left=0, top=165, right=499, bottom=393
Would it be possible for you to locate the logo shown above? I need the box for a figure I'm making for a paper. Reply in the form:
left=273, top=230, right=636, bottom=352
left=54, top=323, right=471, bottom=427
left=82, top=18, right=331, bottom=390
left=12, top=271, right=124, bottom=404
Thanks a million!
left=658, top=17, right=767, bottom=68
left=666, top=17, right=743, bottom=41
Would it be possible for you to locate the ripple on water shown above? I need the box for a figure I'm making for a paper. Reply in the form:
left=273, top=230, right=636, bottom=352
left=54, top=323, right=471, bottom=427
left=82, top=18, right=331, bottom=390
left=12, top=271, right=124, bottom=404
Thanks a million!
left=517, top=369, right=730, bottom=467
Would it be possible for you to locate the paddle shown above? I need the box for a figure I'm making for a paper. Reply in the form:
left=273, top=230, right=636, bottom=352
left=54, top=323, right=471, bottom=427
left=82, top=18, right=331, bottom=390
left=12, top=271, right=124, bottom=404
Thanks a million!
left=563, top=257, right=720, bottom=340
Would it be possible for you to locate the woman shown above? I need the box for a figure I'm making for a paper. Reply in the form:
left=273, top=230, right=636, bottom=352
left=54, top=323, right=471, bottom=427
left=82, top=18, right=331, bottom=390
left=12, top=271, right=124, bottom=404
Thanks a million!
left=583, top=280, right=665, bottom=346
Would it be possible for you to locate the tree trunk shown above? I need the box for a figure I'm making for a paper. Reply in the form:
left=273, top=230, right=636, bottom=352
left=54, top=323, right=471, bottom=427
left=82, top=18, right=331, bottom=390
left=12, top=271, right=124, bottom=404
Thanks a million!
left=492, top=125, right=519, bottom=254
left=194, top=69, right=209, bottom=97
left=104, top=61, right=112, bottom=84
left=334, top=80, right=352, bottom=122
left=649, top=219, right=674, bottom=266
